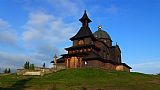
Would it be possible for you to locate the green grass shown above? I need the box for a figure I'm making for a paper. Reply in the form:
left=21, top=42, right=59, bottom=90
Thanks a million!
left=0, top=68, right=160, bottom=90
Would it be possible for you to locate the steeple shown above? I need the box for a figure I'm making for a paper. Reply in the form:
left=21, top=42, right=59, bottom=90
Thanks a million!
left=79, top=10, right=92, bottom=27
left=70, top=10, right=93, bottom=41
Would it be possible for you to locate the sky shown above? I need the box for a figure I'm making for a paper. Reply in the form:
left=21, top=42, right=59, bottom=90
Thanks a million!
left=0, top=0, right=160, bottom=74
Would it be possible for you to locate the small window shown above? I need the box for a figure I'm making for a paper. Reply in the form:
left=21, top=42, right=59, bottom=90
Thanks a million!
left=85, top=61, right=87, bottom=65
left=78, top=40, right=84, bottom=45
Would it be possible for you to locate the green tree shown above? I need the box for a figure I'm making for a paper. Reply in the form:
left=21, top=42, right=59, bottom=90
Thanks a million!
left=8, top=68, right=11, bottom=73
left=24, top=62, right=27, bottom=69
left=43, top=63, right=45, bottom=68
left=24, top=61, right=30, bottom=69
left=29, top=64, right=35, bottom=70
left=27, top=61, right=30, bottom=69
left=4, top=68, right=7, bottom=73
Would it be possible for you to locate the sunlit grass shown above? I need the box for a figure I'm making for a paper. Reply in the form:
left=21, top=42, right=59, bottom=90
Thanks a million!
left=0, top=68, right=160, bottom=90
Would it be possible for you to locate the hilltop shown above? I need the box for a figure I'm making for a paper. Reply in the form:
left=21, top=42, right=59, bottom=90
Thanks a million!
left=0, top=68, right=160, bottom=90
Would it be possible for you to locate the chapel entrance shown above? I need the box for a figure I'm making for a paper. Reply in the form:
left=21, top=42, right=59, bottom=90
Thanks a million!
left=69, top=57, right=79, bottom=68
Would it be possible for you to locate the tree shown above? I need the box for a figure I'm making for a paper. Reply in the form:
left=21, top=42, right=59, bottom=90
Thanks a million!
left=29, top=64, right=35, bottom=70
left=4, top=68, right=7, bottom=73
left=24, top=61, right=36, bottom=70
left=24, top=62, right=27, bottom=69
left=8, top=68, right=11, bottom=73
left=27, top=61, right=30, bottom=69
left=24, top=61, right=30, bottom=69
left=43, top=63, right=45, bottom=68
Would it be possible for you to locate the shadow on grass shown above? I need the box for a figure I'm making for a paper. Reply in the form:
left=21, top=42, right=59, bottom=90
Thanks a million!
left=0, top=77, right=32, bottom=90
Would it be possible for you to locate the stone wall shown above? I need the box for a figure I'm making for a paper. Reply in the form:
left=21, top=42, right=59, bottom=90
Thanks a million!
left=17, top=68, right=52, bottom=76
left=116, top=65, right=130, bottom=72
left=54, top=63, right=66, bottom=70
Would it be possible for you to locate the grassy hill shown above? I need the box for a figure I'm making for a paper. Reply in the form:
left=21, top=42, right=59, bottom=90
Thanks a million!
left=0, top=68, right=160, bottom=90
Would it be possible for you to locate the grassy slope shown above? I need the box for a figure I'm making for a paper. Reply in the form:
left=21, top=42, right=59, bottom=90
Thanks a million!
left=0, top=68, right=160, bottom=90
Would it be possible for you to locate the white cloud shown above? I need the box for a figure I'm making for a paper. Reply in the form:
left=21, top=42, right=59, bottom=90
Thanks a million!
left=0, top=1, right=87, bottom=72
left=132, top=62, right=160, bottom=68
left=130, top=59, right=160, bottom=74
left=0, top=19, right=17, bottom=45
left=0, top=31, right=17, bottom=45
left=0, top=51, right=27, bottom=73
left=0, top=18, right=11, bottom=30
left=21, top=11, right=78, bottom=68
left=23, top=11, right=77, bottom=43
left=48, top=0, right=83, bottom=16
left=0, top=51, right=26, bottom=63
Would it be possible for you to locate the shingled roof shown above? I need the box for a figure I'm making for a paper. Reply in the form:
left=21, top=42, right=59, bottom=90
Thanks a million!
left=70, top=27, right=93, bottom=40
left=79, top=10, right=92, bottom=23
left=70, top=10, right=94, bottom=41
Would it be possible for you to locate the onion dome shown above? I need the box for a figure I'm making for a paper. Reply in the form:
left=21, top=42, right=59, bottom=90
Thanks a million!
left=93, top=26, right=111, bottom=40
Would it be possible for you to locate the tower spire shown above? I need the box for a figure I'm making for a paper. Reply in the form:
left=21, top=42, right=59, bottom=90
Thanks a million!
left=79, top=10, right=92, bottom=27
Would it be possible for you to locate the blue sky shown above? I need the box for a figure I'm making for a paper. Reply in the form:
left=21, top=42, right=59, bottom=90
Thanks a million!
left=0, top=0, right=160, bottom=74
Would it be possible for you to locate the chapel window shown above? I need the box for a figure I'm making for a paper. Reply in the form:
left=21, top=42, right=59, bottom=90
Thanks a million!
left=78, top=40, right=84, bottom=45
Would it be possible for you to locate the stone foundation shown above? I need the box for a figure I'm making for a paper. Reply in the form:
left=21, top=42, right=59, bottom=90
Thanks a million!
left=116, top=65, right=130, bottom=72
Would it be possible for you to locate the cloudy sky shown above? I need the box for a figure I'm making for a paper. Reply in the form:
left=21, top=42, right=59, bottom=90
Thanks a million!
left=0, top=0, right=160, bottom=74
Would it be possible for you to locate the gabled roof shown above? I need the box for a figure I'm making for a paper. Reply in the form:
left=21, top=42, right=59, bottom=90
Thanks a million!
left=70, top=10, right=94, bottom=41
